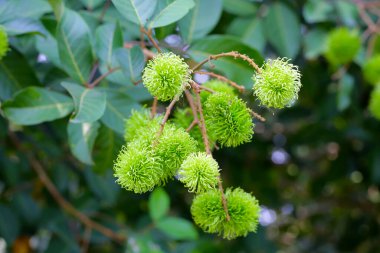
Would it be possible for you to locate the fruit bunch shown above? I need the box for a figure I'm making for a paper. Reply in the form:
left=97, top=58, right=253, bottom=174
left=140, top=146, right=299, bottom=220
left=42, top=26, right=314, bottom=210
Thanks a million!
left=113, top=52, right=302, bottom=239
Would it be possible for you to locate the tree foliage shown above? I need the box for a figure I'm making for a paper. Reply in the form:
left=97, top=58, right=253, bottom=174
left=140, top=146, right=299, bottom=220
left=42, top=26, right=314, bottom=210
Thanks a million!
left=1, top=0, right=380, bottom=252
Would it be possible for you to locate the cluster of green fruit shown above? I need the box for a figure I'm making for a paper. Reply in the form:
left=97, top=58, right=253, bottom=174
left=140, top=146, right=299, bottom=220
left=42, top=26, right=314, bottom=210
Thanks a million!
left=324, top=27, right=380, bottom=119
left=114, top=52, right=302, bottom=239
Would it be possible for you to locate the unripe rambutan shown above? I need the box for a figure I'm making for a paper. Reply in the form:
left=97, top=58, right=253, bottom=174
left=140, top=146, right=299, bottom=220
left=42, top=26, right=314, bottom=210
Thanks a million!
left=172, top=108, right=215, bottom=151
left=253, top=58, right=301, bottom=109
left=142, top=52, right=191, bottom=101
left=113, top=141, right=163, bottom=194
left=124, top=109, right=162, bottom=142
left=363, top=55, right=380, bottom=86
left=204, top=93, right=253, bottom=147
left=178, top=152, right=220, bottom=193
left=155, top=125, right=198, bottom=183
left=0, top=26, right=9, bottom=60
left=200, top=79, right=236, bottom=102
left=191, top=188, right=260, bottom=239
left=324, top=27, right=361, bottom=66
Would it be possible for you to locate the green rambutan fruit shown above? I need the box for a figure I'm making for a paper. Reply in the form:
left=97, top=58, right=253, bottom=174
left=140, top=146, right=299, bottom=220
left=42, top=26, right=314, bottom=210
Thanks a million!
left=172, top=108, right=214, bottom=151
left=0, top=26, right=9, bottom=60
left=324, top=27, right=361, bottom=66
left=204, top=93, right=253, bottom=147
left=124, top=109, right=162, bottom=142
left=369, top=86, right=380, bottom=120
left=113, top=141, right=163, bottom=194
left=200, top=79, right=236, bottom=102
left=178, top=152, right=220, bottom=193
left=253, top=58, right=302, bottom=109
left=191, top=188, right=261, bottom=239
left=142, top=52, right=191, bottom=101
left=155, top=125, right=198, bottom=183
left=363, top=55, right=380, bottom=86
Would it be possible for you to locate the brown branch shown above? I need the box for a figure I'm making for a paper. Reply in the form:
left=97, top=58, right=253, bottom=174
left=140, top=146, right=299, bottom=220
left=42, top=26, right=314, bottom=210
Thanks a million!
left=190, top=82, right=230, bottom=221
left=195, top=71, right=245, bottom=93
left=151, top=97, right=158, bottom=119
left=218, top=178, right=230, bottom=221
left=184, top=90, right=199, bottom=122
left=251, top=110, right=266, bottom=122
left=141, top=28, right=162, bottom=53
left=124, top=42, right=156, bottom=59
left=8, top=132, right=126, bottom=243
left=88, top=67, right=120, bottom=88
left=186, top=119, right=198, bottom=132
left=192, top=51, right=261, bottom=73
left=191, top=82, right=210, bottom=155
left=198, top=85, right=215, bottom=94
left=156, top=96, right=179, bottom=138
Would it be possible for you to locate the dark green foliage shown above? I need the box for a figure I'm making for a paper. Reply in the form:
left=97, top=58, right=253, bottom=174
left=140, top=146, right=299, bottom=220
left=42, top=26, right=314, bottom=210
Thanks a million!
left=1, top=0, right=380, bottom=252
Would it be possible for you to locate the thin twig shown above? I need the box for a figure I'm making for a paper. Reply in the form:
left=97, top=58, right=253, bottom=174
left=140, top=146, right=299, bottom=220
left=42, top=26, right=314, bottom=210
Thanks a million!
left=8, top=132, right=126, bottom=243
left=156, top=96, right=179, bottom=138
left=186, top=119, right=199, bottom=132
left=184, top=90, right=199, bottom=122
left=218, top=178, right=230, bottom=221
left=198, top=85, right=215, bottom=93
left=250, top=110, right=266, bottom=122
left=192, top=51, right=261, bottom=73
left=195, top=71, right=245, bottom=92
left=191, top=83, right=230, bottom=221
left=151, top=97, right=158, bottom=119
left=88, top=67, right=120, bottom=88
left=141, top=28, right=162, bottom=53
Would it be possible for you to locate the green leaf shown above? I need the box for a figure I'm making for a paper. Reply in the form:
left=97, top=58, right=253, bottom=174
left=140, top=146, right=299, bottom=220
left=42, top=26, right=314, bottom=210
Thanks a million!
left=0, top=50, right=41, bottom=101
left=100, top=89, right=141, bottom=134
left=126, top=235, right=165, bottom=253
left=2, top=87, right=74, bottom=126
left=115, top=46, right=145, bottom=83
left=80, top=0, right=104, bottom=10
left=149, top=188, right=170, bottom=222
left=48, top=0, right=64, bottom=21
left=188, top=35, right=263, bottom=87
left=57, top=8, right=93, bottom=84
left=303, top=0, right=333, bottom=23
left=222, top=0, right=257, bottom=16
left=264, top=2, right=301, bottom=58
left=83, top=168, right=119, bottom=206
left=61, top=82, right=106, bottom=123
left=0, top=204, right=20, bottom=244
left=36, top=30, right=62, bottom=67
left=67, top=121, right=100, bottom=164
left=156, top=217, right=198, bottom=240
left=336, top=0, right=358, bottom=27
left=95, top=23, right=124, bottom=67
left=226, top=17, right=265, bottom=52
left=179, top=0, right=222, bottom=43
left=0, top=0, right=51, bottom=23
left=148, top=0, right=195, bottom=29
left=337, top=74, right=354, bottom=111
left=303, top=28, right=328, bottom=60
left=111, top=0, right=157, bottom=26
left=3, top=18, right=46, bottom=36
left=93, top=125, right=123, bottom=173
